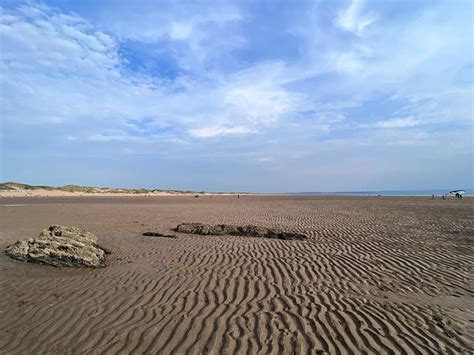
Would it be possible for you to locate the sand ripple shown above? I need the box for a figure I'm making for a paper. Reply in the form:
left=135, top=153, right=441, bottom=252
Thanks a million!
left=0, top=196, right=472, bottom=353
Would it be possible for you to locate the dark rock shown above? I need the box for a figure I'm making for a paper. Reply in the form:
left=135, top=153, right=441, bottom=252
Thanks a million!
left=175, top=223, right=307, bottom=240
left=175, top=223, right=212, bottom=235
left=4, top=225, right=107, bottom=267
left=142, top=232, right=176, bottom=238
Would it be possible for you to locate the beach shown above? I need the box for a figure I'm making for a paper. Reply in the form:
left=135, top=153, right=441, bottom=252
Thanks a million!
left=0, top=195, right=472, bottom=354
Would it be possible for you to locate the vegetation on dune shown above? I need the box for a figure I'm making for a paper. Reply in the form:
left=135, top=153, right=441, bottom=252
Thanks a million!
left=57, top=185, right=99, bottom=193
left=0, top=181, right=244, bottom=194
left=0, top=182, right=52, bottom=190
left=0, top=182, right=152, bottom=193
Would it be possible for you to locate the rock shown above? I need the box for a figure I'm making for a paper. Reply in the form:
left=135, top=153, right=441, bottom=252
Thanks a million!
left=175, top=223, right=212, bottom=235
left=175, top=223, right=307, bottom=240
left=4, top=225, right=107, bottom=267
left=142, top=232, right=176, bottom=238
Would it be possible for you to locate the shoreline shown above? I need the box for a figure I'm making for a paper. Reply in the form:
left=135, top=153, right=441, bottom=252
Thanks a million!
left=1, top=190, right=470, bottom=198
left=0, top=190, right=247, bottom=198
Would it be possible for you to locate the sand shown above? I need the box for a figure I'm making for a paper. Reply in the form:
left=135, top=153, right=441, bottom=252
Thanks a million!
left=0, top=195, right=473, bottom=354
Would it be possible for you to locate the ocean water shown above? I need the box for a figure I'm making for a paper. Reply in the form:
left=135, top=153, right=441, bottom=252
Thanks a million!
left=292, top=189, right=473, bottom=196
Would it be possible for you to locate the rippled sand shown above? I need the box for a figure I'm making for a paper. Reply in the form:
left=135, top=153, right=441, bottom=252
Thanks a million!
left=0, top=195, right=473, bottom=354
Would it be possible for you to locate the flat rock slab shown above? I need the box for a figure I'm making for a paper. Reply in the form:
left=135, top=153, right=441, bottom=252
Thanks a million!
left=175, top=223, right=307, bottom=240
left=4, top=225, right=108, bottom=268
left=142, top=232, right=176, bottom=238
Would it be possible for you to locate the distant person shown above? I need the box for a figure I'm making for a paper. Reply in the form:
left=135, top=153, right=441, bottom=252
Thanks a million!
left=442, top=195, right=446, bottom=200
left=431, top=194, right=434, bottom=199
left=237, top=194, right=240, bottom=199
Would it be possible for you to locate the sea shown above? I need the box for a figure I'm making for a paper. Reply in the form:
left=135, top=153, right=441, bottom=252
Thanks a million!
left=291, top=189, right=473, bottom=196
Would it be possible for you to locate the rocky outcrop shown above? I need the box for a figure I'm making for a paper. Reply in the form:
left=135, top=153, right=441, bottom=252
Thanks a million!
left=4, top=225, right=108, bottom=267
left=175, top=223, right=307, bottom=240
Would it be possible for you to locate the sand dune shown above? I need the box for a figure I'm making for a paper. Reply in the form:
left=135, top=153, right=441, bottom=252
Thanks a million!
left=0, top=196, right=473, bottom=353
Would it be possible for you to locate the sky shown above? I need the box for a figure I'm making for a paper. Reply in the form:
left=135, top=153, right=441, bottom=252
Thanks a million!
left=0, top=0, right=472, bottom=192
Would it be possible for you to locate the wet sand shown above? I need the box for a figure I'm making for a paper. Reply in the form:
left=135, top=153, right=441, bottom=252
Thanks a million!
left=0, top=195, right=473, bottom=354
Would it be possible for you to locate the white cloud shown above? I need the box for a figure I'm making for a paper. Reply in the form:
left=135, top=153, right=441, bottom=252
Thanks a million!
left=222, top=83, right=302, bottom=124
left=88, top=133, right=147, bottom=142
left=0, top=4, right=310, bottom=140
left=0, top=8, right=118, bottom=75
left=336, top=0, right=377, bottom=36
left=188, top=125, right=252, bottom=138
left=107, top=3, right=243, bottom=43
left=374, top=117, right=419, bottom=129
left=93, top=1, right=245, bottom=74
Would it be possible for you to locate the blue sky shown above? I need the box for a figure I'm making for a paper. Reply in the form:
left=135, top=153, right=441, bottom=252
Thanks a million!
left=0, top=0, right=472, bottom=192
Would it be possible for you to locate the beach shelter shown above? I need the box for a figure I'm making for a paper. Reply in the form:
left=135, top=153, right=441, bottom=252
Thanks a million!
left=449, top=190, right=466, bottom=199
left=449, top=190, right=466, bottom=195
